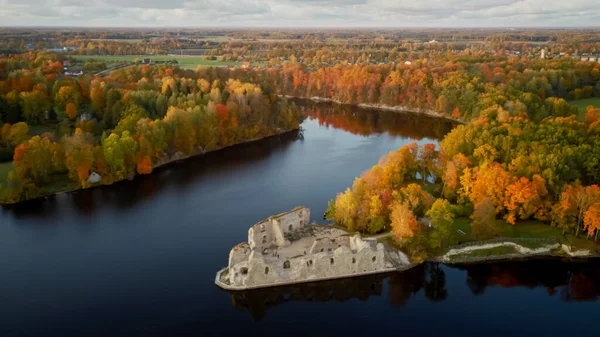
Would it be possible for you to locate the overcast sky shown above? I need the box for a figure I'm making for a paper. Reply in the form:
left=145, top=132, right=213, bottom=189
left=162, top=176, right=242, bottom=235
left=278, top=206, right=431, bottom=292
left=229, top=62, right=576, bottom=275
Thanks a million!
left=0, top=0, right=599, bottom=27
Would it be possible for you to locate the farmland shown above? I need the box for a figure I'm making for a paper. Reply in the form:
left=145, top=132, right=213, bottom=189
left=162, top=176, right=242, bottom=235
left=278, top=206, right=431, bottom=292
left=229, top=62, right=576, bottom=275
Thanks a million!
left=71, top=55, right=241, bottom=69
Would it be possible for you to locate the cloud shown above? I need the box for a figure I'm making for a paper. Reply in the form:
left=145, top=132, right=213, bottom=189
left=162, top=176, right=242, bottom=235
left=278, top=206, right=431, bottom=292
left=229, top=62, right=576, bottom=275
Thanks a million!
left=0, top=0, right=598, bottom=27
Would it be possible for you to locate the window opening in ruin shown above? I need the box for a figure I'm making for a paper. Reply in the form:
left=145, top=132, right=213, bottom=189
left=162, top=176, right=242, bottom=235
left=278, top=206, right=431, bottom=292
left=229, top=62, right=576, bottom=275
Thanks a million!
left=241, top=267, right=248, bottom=275
left=309, top=260, right=313, bottom=265
left=330, top=258, right=334, bottom=264
left=263, top=248, right=268, bottom=255
left=289, top=224, right=293, bottom=231
left=352, top=257, right=356, bottom=263
left=306, top=261, right=310, bottom=266
left=262, top=236, right=267, bottom=243
left=372, top=256, right=376, bottom=262
left=283, top=261, right=291, bottom=269
left=328, top=248, right=332, bottom=252
left=300, top=220, right=304, bottom=226
left=265, top=267, right=269, bottom=274
left=320, top=248, right=324, bottom=252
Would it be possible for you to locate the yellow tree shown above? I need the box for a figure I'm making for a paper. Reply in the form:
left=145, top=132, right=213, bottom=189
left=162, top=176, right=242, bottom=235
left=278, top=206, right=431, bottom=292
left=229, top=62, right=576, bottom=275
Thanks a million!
left=390, top=201, right=417, bottom=242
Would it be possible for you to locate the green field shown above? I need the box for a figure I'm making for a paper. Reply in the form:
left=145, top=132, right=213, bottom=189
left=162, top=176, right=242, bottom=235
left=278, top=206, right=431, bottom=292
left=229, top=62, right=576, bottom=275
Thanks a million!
left=89, top=39, right=145, bottom=43
left=570, top=97, right=600, bottom=113
left=71, top=55, right=241, bottom=70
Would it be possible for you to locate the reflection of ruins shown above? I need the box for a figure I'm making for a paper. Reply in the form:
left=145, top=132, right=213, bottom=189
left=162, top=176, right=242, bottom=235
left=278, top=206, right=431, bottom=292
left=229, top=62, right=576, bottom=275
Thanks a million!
left=228, top=272, right=389, bottom=321
left=295, top=99, right=456, bottom=140
left=226, top=260, right=600, bottom=320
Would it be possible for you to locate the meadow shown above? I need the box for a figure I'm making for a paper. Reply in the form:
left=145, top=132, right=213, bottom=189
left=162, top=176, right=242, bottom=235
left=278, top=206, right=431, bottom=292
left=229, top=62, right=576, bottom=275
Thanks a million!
left=71, top=55, right=241, bottom=69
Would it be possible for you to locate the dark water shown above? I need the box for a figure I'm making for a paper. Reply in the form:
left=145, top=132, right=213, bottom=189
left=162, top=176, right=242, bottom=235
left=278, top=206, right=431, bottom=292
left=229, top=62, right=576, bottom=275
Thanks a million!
left=0, top=101, right=598, bottom=337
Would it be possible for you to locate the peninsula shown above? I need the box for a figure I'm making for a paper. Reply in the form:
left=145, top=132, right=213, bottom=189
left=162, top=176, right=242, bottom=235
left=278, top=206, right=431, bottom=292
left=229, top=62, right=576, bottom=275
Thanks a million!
left=216, top=206, right=599, bottom=291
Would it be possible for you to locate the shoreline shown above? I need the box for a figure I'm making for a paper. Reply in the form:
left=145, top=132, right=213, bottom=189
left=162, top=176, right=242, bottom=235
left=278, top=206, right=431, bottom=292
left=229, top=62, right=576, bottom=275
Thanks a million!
left=282, top=95, right=464, bottom=124
left=1, top=128, right=299, bottom=205
left=216, top=237, right=599, bottom=292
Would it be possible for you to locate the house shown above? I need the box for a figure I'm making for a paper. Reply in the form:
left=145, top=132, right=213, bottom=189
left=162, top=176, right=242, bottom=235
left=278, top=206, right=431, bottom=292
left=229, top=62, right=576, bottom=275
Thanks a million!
left=404, top=61, right=412, bottom=65
left=143, top=58, right=150, bottom=64
left=62, top=60, right=71, bottom=67
left=240, top=61, right=251, bottom=69
left=87, top=172, right=101, bottom=184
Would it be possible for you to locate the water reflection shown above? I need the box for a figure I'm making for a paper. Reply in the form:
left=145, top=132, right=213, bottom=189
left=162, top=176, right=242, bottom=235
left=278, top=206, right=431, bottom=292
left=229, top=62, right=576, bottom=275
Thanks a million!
left=462, top=259, right=600, bottom=301
left=228, top=272, right=388, bottom=321
left=228, top=259, right=600, bottom=320
left=293, top=99, right=457, bottom=140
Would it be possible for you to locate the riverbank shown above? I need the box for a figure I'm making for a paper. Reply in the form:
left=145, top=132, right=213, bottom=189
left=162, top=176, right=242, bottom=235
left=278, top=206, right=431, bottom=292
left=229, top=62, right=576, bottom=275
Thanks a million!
left=0, top=128, right=299, bottom=205
left=282, top=95, right=464, bottom=124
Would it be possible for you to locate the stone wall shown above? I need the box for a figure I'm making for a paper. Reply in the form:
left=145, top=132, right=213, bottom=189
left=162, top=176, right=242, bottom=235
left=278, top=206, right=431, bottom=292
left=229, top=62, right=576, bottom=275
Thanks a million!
left=223, top=207, right=405, bottom=289
left=248, top=207, right=310, bottom=250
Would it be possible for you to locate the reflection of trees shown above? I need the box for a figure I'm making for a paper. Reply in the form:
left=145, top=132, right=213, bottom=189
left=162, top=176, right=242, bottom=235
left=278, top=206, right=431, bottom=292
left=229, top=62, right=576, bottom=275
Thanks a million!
left=387, top=264, right=425, bottom=306
left=462, top=259, right=600, bottom=302
left=424, top=263, right=448, bottom=302
left=387, top=263, right=448, bottom=305
left=296, top=99, right=456, bottom=141
left=228, top=260, right=600, bottom=321
left=228, top=273, right=387, bottom=321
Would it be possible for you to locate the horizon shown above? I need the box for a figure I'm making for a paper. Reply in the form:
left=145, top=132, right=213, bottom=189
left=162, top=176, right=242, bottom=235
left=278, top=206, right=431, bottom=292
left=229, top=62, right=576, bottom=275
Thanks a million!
left=1, top=0, right=599, bottom=28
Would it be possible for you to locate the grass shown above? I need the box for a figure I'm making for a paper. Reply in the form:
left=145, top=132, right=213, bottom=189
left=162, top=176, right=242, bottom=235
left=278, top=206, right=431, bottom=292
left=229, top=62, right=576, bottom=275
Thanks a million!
left=0, top=161, right=13, bottom=185
left=71, top=55, right=241, bottom=70
left=448, top=217, right=472, bottom=246
left=450, top=245, right=518, bottom=260
left=570, top=97, right=600, bottom=114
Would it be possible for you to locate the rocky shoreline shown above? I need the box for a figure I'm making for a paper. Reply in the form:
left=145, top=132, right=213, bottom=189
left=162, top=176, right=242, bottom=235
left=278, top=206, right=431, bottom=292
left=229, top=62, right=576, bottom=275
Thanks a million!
left=217, top=209, right=599, bottom=291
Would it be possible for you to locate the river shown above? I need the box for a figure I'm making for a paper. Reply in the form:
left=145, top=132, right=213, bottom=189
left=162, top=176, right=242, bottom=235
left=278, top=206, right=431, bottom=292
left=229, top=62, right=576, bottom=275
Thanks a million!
left=0, top=100, right=598, bottom=337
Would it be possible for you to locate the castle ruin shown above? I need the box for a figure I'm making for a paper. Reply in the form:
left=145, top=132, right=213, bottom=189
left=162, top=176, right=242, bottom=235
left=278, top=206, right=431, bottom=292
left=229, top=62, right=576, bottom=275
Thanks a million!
left=216, top=206, right=410, bottom=290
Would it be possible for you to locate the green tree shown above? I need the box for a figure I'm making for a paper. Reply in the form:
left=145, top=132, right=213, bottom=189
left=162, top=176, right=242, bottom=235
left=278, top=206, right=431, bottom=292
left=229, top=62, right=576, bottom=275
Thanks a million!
left=426, top=199, right=455, bottom=248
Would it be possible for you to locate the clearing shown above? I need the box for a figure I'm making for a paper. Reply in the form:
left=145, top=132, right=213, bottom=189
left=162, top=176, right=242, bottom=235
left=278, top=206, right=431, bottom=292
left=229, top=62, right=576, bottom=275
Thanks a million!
left=570, top=97, right=600, bottom=114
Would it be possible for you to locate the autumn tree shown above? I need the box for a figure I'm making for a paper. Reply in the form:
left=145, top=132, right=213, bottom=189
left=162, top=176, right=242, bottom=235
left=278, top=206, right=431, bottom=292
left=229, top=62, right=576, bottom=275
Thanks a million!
left=583, top=203, right=600, bottom=240
left=65, top=102, right=78, bottom=119
left=390, top=201, right=417, bottom=242
left=471, top=197, right=499, bottom=239
left=503, top=175, right=549, bottom=224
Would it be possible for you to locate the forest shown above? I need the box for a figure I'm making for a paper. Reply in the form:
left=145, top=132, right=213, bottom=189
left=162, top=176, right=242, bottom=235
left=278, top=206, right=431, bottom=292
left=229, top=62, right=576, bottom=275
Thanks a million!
left=0, top=52, right=300, bottom=203
left=2, top=28, right=600, bottom=252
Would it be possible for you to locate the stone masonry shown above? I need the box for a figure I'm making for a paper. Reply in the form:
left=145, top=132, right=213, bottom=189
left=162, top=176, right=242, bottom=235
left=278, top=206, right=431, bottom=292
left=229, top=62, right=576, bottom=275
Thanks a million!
left=218, top=206, right=409, bottom=290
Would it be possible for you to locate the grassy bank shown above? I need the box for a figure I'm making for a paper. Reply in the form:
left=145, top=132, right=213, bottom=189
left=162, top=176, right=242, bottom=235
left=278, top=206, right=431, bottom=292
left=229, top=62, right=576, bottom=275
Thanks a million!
left=71, top=55, right=241, bottom=69
left=0, top=161, right=12, bottom=185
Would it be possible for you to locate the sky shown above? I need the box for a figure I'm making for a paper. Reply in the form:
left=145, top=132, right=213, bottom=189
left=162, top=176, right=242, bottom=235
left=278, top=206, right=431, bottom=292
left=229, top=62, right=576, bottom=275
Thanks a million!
left=0, top=0, right=599, bottom=27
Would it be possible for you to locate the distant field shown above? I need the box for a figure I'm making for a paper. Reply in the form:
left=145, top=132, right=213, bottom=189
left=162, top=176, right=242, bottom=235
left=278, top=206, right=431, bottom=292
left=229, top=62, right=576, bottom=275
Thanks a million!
left=71, top=55, right=241, bottom=69
left=89, top=39, right=145, bottom=43
left=571, top=97, right=600, bottom=113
